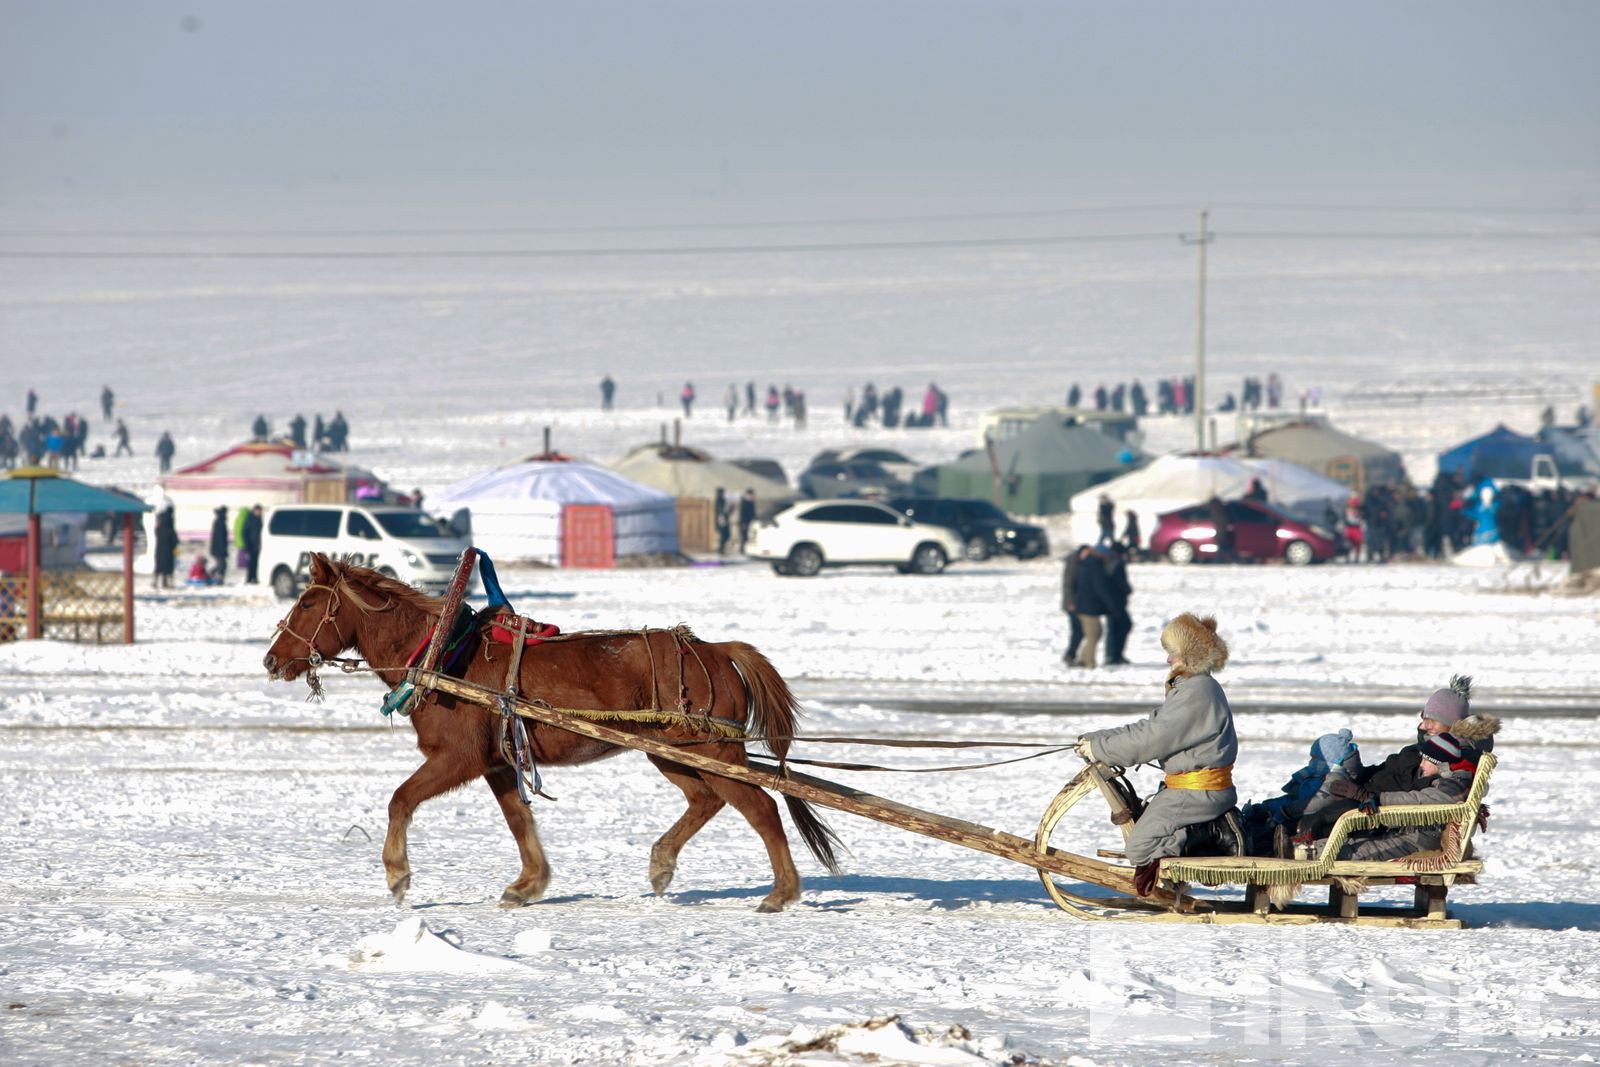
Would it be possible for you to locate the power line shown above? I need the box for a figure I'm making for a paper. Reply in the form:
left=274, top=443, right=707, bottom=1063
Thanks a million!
left=0, top=225, right=1593, bottom=261
left=0, top=231, right=1175, bottom=260
left=0, top=199, right=1583, bottom=240
left=0, top=203, right=1200, bottom=240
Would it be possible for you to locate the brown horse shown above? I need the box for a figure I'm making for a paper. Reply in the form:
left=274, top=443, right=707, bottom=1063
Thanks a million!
left=262, top=552, right=840, bottom=912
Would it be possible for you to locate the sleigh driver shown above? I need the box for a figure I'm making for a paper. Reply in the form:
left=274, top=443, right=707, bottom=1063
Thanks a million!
left=1074, top=612, right=1241, bottom=896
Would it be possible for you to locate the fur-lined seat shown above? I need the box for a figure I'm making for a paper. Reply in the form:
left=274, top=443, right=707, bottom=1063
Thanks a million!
left=1160, top=753, right=1495, bottom=917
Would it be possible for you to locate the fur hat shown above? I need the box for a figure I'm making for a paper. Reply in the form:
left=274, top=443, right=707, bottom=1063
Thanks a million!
left=1422, top=674, right=1472, bottom=726
left=1160, top=613, right=1228, bottom=675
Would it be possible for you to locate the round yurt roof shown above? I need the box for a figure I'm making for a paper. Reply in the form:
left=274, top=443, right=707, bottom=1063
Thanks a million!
left=608, top=444, right=794, bottom=501
left=433, top=461, right=672, bottom=509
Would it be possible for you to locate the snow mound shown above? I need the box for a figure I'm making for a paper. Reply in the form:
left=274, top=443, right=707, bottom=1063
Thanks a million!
left=1450, top=542, right=1517, bottom=567
left=692, top=1014, right=1043, bottom=1066
left=329, top=916, right=527, bottom=975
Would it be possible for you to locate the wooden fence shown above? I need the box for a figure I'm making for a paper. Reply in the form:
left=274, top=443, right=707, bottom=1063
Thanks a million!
left=0, top=569, right=126, bottom=644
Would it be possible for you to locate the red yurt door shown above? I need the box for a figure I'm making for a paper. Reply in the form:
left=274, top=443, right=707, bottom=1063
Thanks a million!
left=561, top=504, right=616, bottom=568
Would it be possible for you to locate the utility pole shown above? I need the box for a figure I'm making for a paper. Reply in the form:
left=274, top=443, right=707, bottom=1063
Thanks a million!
left=1180, top=209, right=1213, bottom=454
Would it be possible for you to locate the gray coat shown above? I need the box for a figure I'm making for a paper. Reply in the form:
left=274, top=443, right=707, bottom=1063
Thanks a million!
left=1083, top=672, right=1239, bottom=865
left=1086, top=673, right=1238, bottom=774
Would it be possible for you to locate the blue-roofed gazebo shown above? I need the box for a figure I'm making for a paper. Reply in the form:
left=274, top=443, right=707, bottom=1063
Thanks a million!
left=0, top=467, right=150, bottom=642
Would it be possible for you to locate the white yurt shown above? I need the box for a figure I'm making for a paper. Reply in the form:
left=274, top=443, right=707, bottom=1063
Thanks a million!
left=1065, top=453, right=1352, bottom=547
left=430, top=461, right=678, bottom=566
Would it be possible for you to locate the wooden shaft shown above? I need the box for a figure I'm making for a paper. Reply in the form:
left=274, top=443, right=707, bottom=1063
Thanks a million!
left=26, top=513, right=40, bottom=640
left=122, top=513, right=135, bottom=644
left=421, top=671, right=1139, bottom=895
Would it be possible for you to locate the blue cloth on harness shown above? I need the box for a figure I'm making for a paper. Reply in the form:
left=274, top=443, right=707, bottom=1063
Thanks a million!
left=476, top=549, right=512, bottom=614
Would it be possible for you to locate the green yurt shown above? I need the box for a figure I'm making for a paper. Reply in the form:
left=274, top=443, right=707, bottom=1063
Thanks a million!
left=931, top=417, right=1139, bottom=516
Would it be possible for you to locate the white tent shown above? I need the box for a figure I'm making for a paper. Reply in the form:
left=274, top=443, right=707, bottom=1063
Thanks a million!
left=1066, top=453, right=1352, bottom=547
left=430, top=461, right=678, bottom=565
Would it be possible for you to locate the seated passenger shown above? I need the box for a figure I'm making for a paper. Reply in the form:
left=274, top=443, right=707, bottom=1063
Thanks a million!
left=186, top=552, right=211, bottom=587
left=1316, top=731, right=1480, bottom=861
left=1240, top=729, right=1360, bottom=856
left=1296, top=675, right=1499, bottom=844
left=1075, top=613, right=1237, bottom=896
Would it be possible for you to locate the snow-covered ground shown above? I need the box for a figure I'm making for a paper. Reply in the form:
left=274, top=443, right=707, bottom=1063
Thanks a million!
left=2, top=233, right=1599, bottom=1064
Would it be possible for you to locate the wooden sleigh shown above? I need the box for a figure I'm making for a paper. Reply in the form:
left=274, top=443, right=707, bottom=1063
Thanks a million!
left=414, top=654, right=1495, bottom=927
left=1036, top=754, right=1497, bottom=928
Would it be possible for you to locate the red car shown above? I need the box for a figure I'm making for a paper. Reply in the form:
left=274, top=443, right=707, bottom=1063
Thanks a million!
left=1150, top=498, right=1343, bottom=565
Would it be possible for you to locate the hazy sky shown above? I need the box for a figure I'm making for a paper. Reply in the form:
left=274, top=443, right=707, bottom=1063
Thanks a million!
left=2, top=1, right=1597, bottom=229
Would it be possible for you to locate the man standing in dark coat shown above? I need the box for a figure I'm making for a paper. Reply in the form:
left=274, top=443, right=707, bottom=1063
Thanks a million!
left=153, top=505, right=178, bottom=590
left=1102, top=545, right=1134, bottom=665
left=242, top=505, right=264, bottom=584
left=1208, top=495, right=1233, bottom=561
left=1060, top=545, right=1091, bottom=665
left=209, top=506, right=230, bottom=585
left=736, top=489, right=757, bottom=552
left=155, top=431, right=175, bottom=474
left=1072, top=547, right=1116, bottom=668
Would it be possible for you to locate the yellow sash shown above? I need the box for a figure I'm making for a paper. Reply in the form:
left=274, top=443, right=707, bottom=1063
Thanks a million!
left=1163, top=765, right=1233, bottom=790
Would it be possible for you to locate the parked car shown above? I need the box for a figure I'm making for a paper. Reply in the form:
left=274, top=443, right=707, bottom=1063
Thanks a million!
left=808, top=447, right=922, bottom=483
left=1150, top=498, right=1342, bottom=566
left=746, top=499, right=963, bottom=576
left=260, top=503, right=471, bottom=597
left=797, top=461, right=908, bottom=500
left=887, top=497, right=1049, bottom=561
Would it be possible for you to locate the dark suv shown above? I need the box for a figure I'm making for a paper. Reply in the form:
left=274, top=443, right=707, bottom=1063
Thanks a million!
left=888, top=497, right=1049, bottom=561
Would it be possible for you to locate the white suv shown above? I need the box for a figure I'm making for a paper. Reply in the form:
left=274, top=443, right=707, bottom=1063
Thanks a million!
left=747, top=499, right=963, bottom=576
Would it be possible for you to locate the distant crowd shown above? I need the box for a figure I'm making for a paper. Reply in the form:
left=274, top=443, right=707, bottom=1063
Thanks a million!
left=250, top=411, right=350, bottom=452
left=1, top=385, right=137, bottom=471
left=598, top=375, right=951, bottom=431
left=1066, top=372, right=1316, bottom=418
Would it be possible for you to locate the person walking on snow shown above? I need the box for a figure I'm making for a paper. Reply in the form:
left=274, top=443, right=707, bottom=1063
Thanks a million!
left=209, top=506, right=230, bottom=585
left=1075, top=613, right=1238, bottom=896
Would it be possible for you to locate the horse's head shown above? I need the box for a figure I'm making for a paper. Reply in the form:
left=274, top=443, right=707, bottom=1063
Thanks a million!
left=263, top=552, right=362, bottom=683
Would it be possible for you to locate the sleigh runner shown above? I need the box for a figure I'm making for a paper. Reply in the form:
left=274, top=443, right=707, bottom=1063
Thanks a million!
left=266, top=550, right=1494, bottom=928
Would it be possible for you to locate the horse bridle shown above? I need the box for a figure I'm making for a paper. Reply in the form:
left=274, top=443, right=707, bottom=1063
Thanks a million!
left=272, top=581, right=353, bottom=670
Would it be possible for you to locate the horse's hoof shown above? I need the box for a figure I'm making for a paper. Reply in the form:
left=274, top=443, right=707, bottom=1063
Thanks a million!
left=649, top=865, right=675, bottom=896
left=755, top=899, right=786, bottom=914
left=388, top=875, right=410, bottom=904
left=498, top=890, right=533, bottom=909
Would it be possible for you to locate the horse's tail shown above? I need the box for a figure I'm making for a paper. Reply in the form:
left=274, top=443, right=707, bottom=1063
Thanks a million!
left=727, top=642, right=844, bottom=875
left=726, top=641, right=799, bottom=758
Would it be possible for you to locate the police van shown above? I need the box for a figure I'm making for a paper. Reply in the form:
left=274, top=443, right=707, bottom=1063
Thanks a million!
left=260, top=504, right=471, bottom=598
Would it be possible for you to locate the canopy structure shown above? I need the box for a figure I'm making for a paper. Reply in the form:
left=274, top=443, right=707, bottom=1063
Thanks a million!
left=1437, top=424, right=1599, bottom=485
left=160, top=441, right=396, bottom=540
left=1241, top=420, right=1406, bottom=491
left=431, top=460, right=678, bottom=565
left=0, top=467, right=149, bottom=643
left=1065, top=452, right=1351, bottom=547
left=927, top=416, right=1138, bottom=516
left=1437, top=425, right=1548, bottom=482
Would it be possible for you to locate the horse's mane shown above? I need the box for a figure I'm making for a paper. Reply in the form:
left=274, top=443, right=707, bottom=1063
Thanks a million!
left=331, top=560, right=448, bottom=615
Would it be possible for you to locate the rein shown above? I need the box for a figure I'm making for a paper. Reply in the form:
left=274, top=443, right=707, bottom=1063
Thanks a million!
left=275, top=575, right=1074, bottom=779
